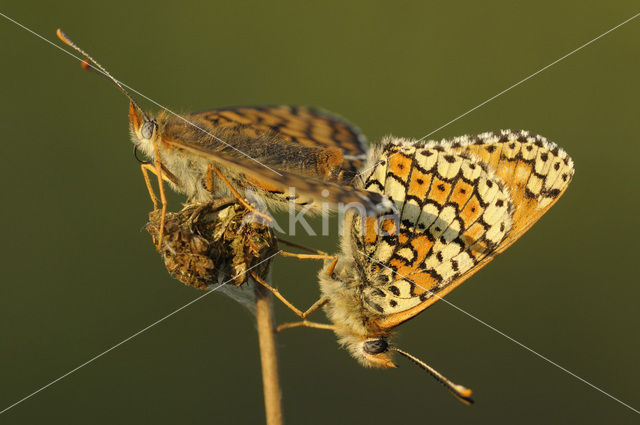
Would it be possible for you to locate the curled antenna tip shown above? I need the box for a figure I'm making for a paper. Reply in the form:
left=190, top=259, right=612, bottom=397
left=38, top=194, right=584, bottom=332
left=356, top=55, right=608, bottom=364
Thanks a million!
left=81, top=60, right=91, bottom=70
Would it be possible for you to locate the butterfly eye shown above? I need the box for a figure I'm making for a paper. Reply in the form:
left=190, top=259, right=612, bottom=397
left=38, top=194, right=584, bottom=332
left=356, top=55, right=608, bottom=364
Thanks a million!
left=140, top=121, right=155, bottom=140
left=363, top=338, right=389, bottom=355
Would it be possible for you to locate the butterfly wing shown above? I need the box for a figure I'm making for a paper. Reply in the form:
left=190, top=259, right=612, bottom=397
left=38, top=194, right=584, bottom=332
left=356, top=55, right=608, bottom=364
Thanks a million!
left=191, top=105, right=368, bottom=176
left=159, top=113, right=389, bottom=215
left=348, top=131, right=574, bottom=328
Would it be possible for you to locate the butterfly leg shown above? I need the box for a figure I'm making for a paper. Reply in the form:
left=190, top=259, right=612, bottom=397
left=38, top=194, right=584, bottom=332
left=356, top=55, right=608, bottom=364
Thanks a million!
left=152, top=142, right=169, bottom=251
left=273, top=297, right=334, bottom=333
left=140, top=161, right=168, bottom=250
left=277, top=238, right=338, bottom=272
left=278, top=250, right=338, bottom=277
left=209, top=164, right=273, bottom=223
left=279, top=251, right=336, bottom=261
left=251, top=271, right=328, bottom=318
left=205, top=164, right=215, bottom=192
left=276, top=321, right=335, bottom=332
left=140, top=163, right=159, bottom=210
left=140, top=162, right=178, bottom=207
left=276, top=238, right=330, bottom=255
left=300, top=296, right=330, bottom=317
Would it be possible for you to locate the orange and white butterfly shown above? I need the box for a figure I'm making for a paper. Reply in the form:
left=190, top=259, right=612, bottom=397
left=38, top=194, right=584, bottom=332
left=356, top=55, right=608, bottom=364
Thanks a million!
left=279, top=131, right=574, bottom=404
left=55, top=29, right=390, bottom=224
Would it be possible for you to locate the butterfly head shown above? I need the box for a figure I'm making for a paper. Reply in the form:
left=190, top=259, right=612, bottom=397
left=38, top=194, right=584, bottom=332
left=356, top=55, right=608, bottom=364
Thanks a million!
left=128, top=102, right=159, bottom=151
left=344, top=334, right=397, bottom=369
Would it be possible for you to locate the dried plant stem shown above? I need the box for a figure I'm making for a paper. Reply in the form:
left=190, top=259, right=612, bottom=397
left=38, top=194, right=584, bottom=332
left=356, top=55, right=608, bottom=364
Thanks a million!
left=255, top=281, right=284, bottom=425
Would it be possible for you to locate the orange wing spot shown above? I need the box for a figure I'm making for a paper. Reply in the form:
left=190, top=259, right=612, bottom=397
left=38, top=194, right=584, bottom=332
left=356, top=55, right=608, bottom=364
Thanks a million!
left=468, top=240, right=489, bottom=258
left=485, top=143, right=503, bottom=170
left=218, top=111, right=253, bottom=124
left=461, top=221, right=486, bottom=246
left=464, top=144, right=491, bottom=164
left=410, top=235, right=434, bottom=264
left=513, top=162, right=533, bottom=185
left=310, top=134, right=332, bottom=145
left=334, top=126, right=352, bottom=137
left=247, top=109, right=284, bottom=126
left=240, top=127, right=261, bottom=138
left=269, top=108, right=301, bottom=120
left=398, top=232, right=410, bottom=245
left=390, top=259, right=436, bottom=292
left=407, top=271, right=439, bottom=295
left=311, top=123, right=333, bottom=137
left=207, top=115, right=235, bottom=126
left=284, top=118, right=309, bottom=131
left=381, top=217, right=397, bottom=236
left=461, top=222, right=488, bottom=257
left=509, top=162, right=535, bottom=206
left=459, top=195, right=483, bottom=228
left=290, top=137, right=318, bottom=147
left=427, top=177, right=452, bottom=206
left=364, top=217, right=379, bottom=244
left=335, top=131, right=355, bottom=146
left=495, top=157, right=517, bottom=184
left=449, top=180, right=474, bottom=210
left=388, top=152, right=412, bottom=182
left=274, top=126, right=307, bottom=139
left=245, top=175, right=283, bottom=193
left=390, top=257, right=412, bottom=276
left=407, top=169, right=432, bottom=199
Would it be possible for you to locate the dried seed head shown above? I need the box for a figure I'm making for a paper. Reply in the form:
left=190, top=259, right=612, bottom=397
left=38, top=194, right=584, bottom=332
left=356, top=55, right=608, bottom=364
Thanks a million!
left=146, top=201, right=276, bottom=290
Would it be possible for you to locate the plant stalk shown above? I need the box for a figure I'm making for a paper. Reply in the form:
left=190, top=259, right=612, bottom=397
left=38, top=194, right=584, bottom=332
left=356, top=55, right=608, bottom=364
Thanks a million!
left=255, top=282, right=283, bottom=425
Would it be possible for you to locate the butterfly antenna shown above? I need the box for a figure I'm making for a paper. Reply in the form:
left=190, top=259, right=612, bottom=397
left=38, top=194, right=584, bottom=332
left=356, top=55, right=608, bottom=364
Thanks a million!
left=391, top=347, right=474, bottom=406
left=56, top=29, right=147, bottom=119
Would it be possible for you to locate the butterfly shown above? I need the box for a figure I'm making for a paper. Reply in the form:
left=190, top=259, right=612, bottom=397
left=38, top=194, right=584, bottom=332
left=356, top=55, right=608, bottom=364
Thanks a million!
left=55, top=29, right=391, bottom=247
left=273, top=131, right=575, bottom=404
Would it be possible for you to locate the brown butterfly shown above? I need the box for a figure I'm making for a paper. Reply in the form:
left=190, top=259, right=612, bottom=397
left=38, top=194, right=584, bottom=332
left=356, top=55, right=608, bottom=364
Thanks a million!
left=56, top=29, right=391, bottom=246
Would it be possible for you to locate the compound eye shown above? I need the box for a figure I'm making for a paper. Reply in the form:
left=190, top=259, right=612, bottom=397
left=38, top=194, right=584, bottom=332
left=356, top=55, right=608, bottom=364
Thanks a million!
left=141, top=121, right=155, bottom=139
left=363, top=338, right=389, bottom=355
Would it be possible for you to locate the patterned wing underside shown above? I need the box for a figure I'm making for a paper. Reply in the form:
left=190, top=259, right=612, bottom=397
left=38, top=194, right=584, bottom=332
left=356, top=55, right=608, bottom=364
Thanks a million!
left=351, top=131, right=574, bottom=323
left=192, top=105, right=368, bottom=176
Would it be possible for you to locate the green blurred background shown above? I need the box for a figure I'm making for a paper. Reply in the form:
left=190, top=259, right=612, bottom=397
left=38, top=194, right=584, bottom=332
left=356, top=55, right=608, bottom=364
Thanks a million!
left=1, top=1, right=639, bottom=424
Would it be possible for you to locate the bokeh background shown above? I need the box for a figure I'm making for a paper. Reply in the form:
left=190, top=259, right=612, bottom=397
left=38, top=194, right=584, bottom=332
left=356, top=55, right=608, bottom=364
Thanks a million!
left=1, top=1, right=639, bottom=424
